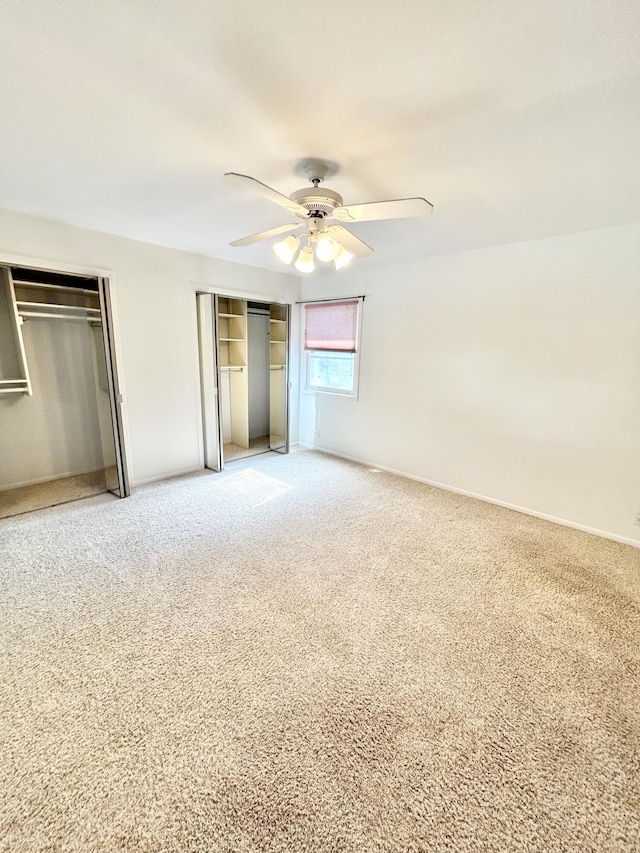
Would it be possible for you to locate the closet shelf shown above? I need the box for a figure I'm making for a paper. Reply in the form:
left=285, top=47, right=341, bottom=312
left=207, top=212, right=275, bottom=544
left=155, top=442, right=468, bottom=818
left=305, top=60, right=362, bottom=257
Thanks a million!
left=219, top=337, right=245, bottom=342
left=0, top=379, right=29, bottom=394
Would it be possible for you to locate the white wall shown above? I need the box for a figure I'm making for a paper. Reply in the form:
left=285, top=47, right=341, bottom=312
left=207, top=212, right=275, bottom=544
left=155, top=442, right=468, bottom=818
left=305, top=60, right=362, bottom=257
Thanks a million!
left=0, top=208, right=300, bottom=486
left=0, top=319, right=115, bottom=489
left=300, top=222, right=640, bottom=545
left=247, top=312, right=270, bottom=439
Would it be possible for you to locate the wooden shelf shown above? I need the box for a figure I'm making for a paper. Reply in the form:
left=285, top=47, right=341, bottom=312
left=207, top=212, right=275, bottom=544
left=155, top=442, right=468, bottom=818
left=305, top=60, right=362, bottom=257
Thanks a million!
left=217, top=296, right=249, bottom=448
left=270, top=304, right=287, bottom=323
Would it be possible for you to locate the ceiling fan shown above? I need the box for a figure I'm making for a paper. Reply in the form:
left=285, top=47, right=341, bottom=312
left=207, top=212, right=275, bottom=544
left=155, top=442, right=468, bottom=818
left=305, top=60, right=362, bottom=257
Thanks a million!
left=225, top=159, right=433, bottom=272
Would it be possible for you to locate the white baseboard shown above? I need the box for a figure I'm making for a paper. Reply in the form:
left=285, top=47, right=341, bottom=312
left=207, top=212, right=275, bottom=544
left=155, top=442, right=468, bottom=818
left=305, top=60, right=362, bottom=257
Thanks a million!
left=301, top=443, right=640, bottom=550
left=134, top=466, right=204, bottom=488
left=0, top=466, right=113, bottom=493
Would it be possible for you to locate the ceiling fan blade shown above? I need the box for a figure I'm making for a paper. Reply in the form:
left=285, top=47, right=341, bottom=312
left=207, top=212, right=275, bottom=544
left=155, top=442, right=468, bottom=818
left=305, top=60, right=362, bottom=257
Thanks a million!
left=332, top=196, right=433, bottom=223
left=225, top=172, right=308, bottom=218
left=229, top=223, right=301, bottom=247
left=328, top=225, right=374, bottom=258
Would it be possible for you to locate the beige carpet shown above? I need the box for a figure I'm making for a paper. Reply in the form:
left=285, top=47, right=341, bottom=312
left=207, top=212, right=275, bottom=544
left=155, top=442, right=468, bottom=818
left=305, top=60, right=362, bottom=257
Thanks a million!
left=0, top=449, right=638, bottom=852
left=0, top=469, right=110, bottom=519
left=224, top=436, right=272, bottom=462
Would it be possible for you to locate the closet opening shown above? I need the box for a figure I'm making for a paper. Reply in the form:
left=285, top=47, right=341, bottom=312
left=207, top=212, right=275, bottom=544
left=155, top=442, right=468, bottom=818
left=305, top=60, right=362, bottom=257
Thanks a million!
left=196, top=293, right=289, bottom=470
left=0, top=263, right=129, bottom=518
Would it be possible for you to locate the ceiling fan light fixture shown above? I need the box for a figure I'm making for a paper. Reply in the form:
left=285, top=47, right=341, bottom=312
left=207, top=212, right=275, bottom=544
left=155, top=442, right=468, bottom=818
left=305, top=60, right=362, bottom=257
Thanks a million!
left=334, top=244, right=354, bottom=270
left=273, top=234, right=299, bottom=264
left=294, top=244, right=315, bottom=273
left=315, top=233, right=340, bottom=262
left=226, top=162, right=433, bottom=269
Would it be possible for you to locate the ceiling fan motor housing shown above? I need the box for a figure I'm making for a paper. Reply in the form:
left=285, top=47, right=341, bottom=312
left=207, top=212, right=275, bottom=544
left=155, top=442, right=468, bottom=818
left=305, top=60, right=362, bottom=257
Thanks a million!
left=289, top=186, right=343, bottom=218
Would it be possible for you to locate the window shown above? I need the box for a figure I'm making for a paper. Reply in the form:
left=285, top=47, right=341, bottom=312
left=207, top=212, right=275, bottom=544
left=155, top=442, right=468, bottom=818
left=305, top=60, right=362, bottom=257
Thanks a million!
left=304, top=299, right=362, bottom=396
left=307, top=350, right=355, bottom=392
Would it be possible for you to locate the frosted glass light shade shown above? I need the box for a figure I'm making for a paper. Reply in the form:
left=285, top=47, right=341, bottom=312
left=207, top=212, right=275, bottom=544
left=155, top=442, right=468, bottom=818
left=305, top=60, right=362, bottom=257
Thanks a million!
left=294, top=245, right=315, bottom=273
left=274, top=235, right=300, bottom=264
left=334, top=244, right=354, bottom=270
left=315, top=234, right=340, bottom=262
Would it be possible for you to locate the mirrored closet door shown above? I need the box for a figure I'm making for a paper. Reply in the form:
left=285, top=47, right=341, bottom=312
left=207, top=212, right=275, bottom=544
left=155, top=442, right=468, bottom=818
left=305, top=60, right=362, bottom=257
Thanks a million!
left=0, top=264, right=128, bottom=518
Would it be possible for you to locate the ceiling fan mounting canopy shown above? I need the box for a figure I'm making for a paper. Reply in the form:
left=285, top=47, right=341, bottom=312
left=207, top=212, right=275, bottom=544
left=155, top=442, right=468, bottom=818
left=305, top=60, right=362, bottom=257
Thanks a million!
left=224, top=160, right=433, bottom=271
left=297, top=157, right=336, bottom=184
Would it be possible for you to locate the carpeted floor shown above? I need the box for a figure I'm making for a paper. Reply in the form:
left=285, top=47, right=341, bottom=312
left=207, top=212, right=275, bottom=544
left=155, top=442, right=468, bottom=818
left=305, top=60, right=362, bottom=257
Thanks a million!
left=223, top=436, right=271, bottom=462
left=0, top=449, right=638, bottom=852
left=0, top=469, right=110, bottom=519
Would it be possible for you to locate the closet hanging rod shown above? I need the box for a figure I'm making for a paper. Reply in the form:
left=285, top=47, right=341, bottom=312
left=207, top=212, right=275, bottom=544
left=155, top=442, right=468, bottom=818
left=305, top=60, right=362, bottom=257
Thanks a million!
left=19, top=311, right=102, bottom=323
left=220, top=366, right=244, bottom=372
left=269, top=365, right=285, bottom=371
left=12, top=280, right=99, bottom=296
left=16, top=301, right=100, bottom=315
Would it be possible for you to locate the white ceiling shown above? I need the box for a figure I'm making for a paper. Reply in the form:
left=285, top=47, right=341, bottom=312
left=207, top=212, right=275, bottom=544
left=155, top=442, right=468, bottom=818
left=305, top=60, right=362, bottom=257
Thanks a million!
left=1, top=0, right=639, bottom=274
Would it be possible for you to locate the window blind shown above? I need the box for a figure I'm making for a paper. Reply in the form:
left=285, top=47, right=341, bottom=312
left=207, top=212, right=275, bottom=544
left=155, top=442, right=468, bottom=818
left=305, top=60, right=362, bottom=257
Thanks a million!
left=304, top=300, right=359, bottom=352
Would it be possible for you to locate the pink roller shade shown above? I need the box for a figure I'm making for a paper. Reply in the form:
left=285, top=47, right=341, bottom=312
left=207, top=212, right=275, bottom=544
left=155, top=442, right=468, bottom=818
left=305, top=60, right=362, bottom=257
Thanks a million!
left=304, top=301, right=359, bottom=352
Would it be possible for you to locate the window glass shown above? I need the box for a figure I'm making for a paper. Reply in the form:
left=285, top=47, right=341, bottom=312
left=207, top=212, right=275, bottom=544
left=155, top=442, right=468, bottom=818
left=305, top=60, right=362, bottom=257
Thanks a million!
left=307, top=350, right=355, bottom=392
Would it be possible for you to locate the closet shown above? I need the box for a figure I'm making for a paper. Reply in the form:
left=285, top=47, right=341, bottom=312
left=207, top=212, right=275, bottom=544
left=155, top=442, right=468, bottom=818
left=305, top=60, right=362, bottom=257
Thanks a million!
left=0, top=264, right=128, bottom=517
left=196, top=293, right=289, bottom=469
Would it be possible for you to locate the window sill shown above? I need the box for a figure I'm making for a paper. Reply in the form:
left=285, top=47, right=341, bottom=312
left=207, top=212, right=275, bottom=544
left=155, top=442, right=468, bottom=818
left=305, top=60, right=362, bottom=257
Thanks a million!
left=302, top=388, right=357, bottom=400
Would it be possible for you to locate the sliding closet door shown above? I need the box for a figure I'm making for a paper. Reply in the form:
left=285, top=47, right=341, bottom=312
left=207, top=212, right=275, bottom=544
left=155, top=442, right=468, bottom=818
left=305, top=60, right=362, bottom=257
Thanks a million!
left=196, top=292, right=222, bottom=472
left=269, top=303, right=289, bottom=453
left=98, top=277, right=130, bottom=496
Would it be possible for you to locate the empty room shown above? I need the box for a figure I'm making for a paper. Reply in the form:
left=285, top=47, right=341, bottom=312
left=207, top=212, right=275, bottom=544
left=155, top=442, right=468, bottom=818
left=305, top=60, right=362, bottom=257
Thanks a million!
left=1, top=1, right=639, bottom=851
